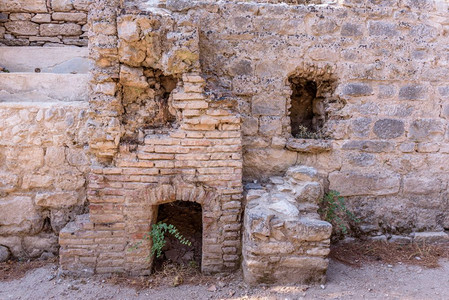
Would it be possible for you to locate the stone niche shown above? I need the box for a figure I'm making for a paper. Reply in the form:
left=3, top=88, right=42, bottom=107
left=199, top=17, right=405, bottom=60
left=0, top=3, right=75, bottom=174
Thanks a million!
left=286, top=66, right=340, bottom=153
left=153, top=201, right=202, bottom=270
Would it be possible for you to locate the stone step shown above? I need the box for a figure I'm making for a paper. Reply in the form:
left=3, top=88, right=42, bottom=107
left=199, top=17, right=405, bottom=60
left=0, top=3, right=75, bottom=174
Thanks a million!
left=0, top=73, right=89, bottom=102
left=0, top=46, right=89, bottom=74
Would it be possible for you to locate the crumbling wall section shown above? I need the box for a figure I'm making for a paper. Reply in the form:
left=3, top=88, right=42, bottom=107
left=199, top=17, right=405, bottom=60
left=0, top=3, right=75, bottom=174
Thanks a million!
left=0, top=0, right=89, bottom=46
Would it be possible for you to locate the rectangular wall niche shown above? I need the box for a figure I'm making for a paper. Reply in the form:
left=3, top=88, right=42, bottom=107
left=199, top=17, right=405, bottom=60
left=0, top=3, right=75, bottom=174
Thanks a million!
left=288, top=70, right=336, bottom=139
left=152, top=201, right=203, bottom=271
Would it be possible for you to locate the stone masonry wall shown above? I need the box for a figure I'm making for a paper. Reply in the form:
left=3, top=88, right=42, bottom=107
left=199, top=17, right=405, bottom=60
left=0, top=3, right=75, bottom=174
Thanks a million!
left=0, top=102, right=89, bottom=260
left=171, top=0, right=449, bottom=235
left=0, top=0, right=89, bottom=46
left=59, top=5, right=243, bottom=275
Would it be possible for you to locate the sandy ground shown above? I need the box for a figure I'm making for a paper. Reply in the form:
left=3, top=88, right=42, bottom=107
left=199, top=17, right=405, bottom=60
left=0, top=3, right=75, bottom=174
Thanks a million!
left=1, top=258, right=448, bottom=300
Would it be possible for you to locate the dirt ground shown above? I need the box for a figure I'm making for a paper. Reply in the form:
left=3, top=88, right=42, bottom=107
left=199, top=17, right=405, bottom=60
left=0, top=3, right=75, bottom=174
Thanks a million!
left=1, top=241, right=449, bottom=300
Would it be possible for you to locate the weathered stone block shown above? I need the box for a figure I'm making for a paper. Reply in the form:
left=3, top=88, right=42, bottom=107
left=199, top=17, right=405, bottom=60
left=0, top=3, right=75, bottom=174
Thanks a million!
left=0, top=196, right=41, bottom=235
left=23, top=233, right=58, bottom=258
left=368, top=21, right=398, bottom=36
left=329, top=170, right=400, bottom=196
left=5, top=21, right=39, bottom=36
left=403, top=176, right=440, bottom=195
left=373, top=119, right=404, bottom=139
left=0, top=0, right=48, bottom=13
left=342, top=140, right=394, bottom=153
left=51, top=0, right=73, bottom=11
left=0, top=172, right=19, bottom=192
left=40, top=24, right=82, bottom=36
left=52, top=12, right=87, bottom=23
left=286, top=138, right=332, bottom=153
left=0, top=246, right=9, bottom=262
left=351, top=117, right=371, bottom=138
left=408, top=119, right=444, bottom=141
left=31, top=14, right=52, bottom=23
left=252, top=94, right=285, bottom=116
left=399, top=85, right=427, bottom=100
left=342, top=83, right=373, bottom=97
left=9, top=13, right=32, bottom=21
left=341, top=23, right=363, bottom=37
left=35, top=191, right=79, bottom=208
left=259, top=116, right=282, bottom=136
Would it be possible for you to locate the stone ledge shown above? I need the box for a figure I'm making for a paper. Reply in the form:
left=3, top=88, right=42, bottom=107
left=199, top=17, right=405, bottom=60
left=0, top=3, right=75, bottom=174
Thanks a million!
left=286, top=137, right=333, bottom=153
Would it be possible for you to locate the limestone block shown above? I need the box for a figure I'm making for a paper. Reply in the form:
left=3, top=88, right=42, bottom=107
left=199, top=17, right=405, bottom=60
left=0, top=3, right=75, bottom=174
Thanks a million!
left=119, top=65, right=148, bottom=88
left=0, top=196, right=42, bottom=235
left=0, top=246, right=9, bottom=262
left=413, top=232, right=449, bottom=243
left=329, top=170, right=400, bottom=196
left=0, top=0, right=48, bottom=13
left=9, top=13, right=32, bottom=21
left=341, top=83, right=373, bottom=97
left=243, top=148, right=297, bottom=180
left=286, top=165, right=318, bottom=182
left=373, top=119, right=405, bottom=139
left=286, top=138, right=332, bottom=153
left=342, top=140, right=394, bottom=153
left=22, top=174, right=53, bottom=189
left=23, top=233, right=58, bottom=258
left=399, top=85, right=427, bottom=100
left=52, top=12, right=87, bottom=23
left=0, top=172, right=19, bottom=192
left=408, top=119, right=444, bottom=142
left=368, top=21, right=398, bottom=36
left=40, top=24, right=82, bottom=36
left=403, top=176, right=441, bottom=195
left=31, top=14, right=52, bottom=23
left=45, top=146, right=66, bottom=167
left=5, top=21, right=39, bottom=36
left=73, top=0, right=90, bottom=10
left=117, top=19, right=140, bottom=42
left=51, top=0, right=73, bottom=11
left=341, top=23, right=363, bottom=37
left=35, top=191, right=79, bottom=208
left=0, top=236, right=23, bottom=257
left=243, top=165, right=331, bottom=285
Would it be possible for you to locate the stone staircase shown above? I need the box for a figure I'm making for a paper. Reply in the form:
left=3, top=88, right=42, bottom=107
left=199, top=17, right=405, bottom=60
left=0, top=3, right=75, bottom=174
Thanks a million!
left=242, top=165, right=332, bottom=285
left=0, top=47, right=89, bottom=102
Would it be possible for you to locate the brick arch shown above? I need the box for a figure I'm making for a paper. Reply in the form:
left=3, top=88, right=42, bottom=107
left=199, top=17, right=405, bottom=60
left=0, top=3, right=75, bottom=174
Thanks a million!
left=141, top=181, right=217, bottom=206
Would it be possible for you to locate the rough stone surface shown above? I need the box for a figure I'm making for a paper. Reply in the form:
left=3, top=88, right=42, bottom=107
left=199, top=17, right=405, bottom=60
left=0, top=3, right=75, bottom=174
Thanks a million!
left=0, top=246, right=10, bottom=262
left=243, top=165, right=331, bottom=285
left=2, top=0, right=449, bottom=283
left=1, top=0, right=88, bottom=45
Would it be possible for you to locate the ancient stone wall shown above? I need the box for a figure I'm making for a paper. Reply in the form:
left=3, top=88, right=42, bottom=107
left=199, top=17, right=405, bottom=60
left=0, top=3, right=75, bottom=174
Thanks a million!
left=171, top=0, right=449, bottom=235
left=0, top=103, right=89, bottom=260
left=0, top=0, right=89, bottom=46
left=1, top=0, right=449, bottom=268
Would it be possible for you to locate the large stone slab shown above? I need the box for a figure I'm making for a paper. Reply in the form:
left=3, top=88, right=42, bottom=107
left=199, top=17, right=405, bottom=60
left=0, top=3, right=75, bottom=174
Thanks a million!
left=0, top=0, right=48, bottom=12
left=0, top=73, right=89, bottom=102
left=0, top=196, right=42, bottom=235
left=0, top=47, right=89, bottom=73
left=329, top=170, right=400, bottom=196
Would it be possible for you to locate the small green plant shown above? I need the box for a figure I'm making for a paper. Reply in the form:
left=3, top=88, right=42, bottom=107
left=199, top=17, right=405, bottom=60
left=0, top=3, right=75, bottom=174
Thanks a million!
left=130, top=222, right=192, bottom=259
left=318, top=190, right=360, bottom=235
left=295, top=125, right=327, bottom=140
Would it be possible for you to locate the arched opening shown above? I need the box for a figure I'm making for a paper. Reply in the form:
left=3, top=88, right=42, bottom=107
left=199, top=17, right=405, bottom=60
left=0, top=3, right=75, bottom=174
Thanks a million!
left=152, top=201, right=203, bottom=271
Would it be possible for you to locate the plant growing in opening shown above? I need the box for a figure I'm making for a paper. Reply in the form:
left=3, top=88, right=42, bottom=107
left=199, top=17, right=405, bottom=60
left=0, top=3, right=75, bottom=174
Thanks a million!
left=318, top=190, right=360, bottom=235
left=130, top=221, right=192, bottom=259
